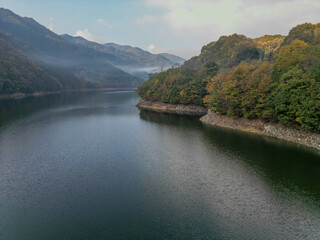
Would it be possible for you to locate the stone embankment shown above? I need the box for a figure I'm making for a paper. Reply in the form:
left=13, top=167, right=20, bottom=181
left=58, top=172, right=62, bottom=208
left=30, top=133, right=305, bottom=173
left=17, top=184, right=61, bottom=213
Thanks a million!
left=201, top=110, right=320, bottom=151
left=137, top=99, right=208, bottom=116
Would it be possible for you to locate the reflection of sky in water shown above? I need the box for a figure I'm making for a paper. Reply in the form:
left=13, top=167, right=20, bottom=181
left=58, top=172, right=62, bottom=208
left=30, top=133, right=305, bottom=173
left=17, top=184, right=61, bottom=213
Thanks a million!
left=0, top=91, right=319, bottom=240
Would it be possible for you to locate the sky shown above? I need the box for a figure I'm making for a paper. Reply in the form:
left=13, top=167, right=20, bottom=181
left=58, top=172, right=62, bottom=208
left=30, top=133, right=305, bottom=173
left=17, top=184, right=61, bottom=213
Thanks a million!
left=1, top=0, right=320, bottom=59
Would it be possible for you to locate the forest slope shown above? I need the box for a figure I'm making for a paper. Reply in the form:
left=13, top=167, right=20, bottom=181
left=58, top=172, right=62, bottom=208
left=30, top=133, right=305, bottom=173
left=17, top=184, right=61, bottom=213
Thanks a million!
left=138, top=23, right=320, bottom=132
left=0, top=8, right=142, bottom=92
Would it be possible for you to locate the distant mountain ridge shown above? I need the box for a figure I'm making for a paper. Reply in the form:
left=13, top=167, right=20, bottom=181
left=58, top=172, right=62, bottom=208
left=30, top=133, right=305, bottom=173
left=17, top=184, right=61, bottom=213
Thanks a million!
left=0, top=7, right=142, bottom=90
left=159, top=53, right=185, bottom=65
left=62, top=35, right=185, bottom=79
left=0, top=7, right=185, bottom=94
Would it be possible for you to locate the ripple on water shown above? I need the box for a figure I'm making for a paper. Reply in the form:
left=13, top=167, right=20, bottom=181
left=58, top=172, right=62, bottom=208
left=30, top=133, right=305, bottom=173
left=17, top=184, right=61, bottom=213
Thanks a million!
left=0, top=91, right=320, bottom=240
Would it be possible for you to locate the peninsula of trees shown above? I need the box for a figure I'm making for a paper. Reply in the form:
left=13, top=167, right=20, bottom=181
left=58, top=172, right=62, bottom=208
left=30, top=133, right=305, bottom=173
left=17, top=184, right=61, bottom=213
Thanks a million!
left=138, top=23, right=320, bottom=132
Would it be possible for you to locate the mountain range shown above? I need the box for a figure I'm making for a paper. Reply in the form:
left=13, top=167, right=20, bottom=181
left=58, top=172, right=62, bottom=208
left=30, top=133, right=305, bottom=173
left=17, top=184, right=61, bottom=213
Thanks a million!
left=61, top=35, right=184, bottom=79
left=0, top=8, right=185, bottom=94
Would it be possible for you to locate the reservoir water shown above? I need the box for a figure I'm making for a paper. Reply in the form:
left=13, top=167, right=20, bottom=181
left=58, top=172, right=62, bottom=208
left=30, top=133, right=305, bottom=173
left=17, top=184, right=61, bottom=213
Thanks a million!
left=0, top=91, right=319, bottom=240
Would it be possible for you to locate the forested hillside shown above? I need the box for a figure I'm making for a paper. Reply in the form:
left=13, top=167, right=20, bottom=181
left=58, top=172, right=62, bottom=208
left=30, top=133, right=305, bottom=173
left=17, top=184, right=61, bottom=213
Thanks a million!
left=0, top=7, right=186, bottom=94
left=138, top=23, right=320, bottom=132
left=0, top=8, right=144, bottom=89
left=0, top=33, right=86, bottom=94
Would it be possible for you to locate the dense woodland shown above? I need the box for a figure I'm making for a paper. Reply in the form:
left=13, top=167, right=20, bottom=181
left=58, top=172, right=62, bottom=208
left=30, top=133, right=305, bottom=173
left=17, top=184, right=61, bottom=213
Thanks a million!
left=138, top=23, right=320, bottom=132
left=0, top=33, right=84, bottom=93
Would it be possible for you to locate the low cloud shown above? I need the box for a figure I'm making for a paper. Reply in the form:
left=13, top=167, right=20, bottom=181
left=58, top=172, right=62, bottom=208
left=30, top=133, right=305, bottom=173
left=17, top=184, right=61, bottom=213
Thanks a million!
left=147, top=44, right=156, bottom=52
left=144, top=0, right=320, bottom=58
left=47, top=17, right=54, bottom=31
left=75, top=28, right=100, bottom=42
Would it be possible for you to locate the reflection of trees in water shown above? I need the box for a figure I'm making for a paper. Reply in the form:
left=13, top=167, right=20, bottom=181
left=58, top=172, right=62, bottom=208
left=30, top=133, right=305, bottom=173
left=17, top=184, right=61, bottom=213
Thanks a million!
left=139, top=109, right=202, bottom=129
left=0, top=95, right=64, bottom=126
left=202, top=125, right=320, bottom=201
left=139, top=109, right=320, bottom=203
left=0, top=91, right=136, bottom=127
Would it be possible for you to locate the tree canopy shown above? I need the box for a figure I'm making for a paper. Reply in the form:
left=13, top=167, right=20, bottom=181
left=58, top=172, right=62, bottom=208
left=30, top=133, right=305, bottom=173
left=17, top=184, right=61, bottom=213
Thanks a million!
left=138, top=23, right=320, bottom=132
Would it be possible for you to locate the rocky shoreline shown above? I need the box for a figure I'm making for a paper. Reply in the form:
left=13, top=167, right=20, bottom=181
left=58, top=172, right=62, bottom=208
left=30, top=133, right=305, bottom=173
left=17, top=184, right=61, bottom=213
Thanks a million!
left=201, top=110, right=320, bottom=151
left=137, top=99, right=208, bottom=116
left=137, top=99, right=320, bottom=151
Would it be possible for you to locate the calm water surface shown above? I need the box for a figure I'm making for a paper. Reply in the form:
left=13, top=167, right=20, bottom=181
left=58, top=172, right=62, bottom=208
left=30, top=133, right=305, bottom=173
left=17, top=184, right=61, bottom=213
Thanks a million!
left=0, top=91, right=320, bottom=240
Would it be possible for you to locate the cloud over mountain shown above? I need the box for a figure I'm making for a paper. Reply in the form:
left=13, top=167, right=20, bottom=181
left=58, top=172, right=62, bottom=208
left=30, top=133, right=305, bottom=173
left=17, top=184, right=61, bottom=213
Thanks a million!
left=144, top=0, right=320, bottom=57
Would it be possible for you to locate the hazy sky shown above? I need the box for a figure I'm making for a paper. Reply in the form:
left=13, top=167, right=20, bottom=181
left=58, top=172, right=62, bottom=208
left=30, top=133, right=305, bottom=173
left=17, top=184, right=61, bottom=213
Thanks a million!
left=1, top=0, right=320, bottom=58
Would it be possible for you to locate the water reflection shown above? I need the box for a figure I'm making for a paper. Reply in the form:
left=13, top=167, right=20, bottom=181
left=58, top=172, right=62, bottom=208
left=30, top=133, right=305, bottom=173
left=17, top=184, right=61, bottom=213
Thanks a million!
left=0, top=91, right=137, bottom=128
left=140, top=110, right=320, bottom=203
left=0, top=92, right=319, bottom=240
